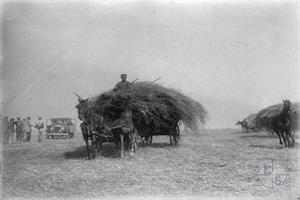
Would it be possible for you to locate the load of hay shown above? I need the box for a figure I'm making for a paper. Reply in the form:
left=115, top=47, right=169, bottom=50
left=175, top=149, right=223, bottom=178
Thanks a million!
left=83, top=82, right=208, bottom=130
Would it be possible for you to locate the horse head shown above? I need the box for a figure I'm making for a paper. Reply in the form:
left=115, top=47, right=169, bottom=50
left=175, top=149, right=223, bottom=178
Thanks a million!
left=236, top=121, right=242, bottom=125
left=282, top=99, right=292, bottom=115
left=74, top=92, right=89, bottom=121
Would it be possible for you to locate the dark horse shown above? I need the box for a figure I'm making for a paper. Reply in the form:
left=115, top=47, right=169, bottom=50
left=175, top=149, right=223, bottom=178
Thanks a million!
left=75, top=93, right=137, bottom=158
left=110, top=105, right=138, bottom=158
left=236, top=120, right=246, bottom=132
left=76, top=96, right=104, bottom=159
left=236, top=119, right=256, bottom=133
left=271, top=99, right=295, bottom=147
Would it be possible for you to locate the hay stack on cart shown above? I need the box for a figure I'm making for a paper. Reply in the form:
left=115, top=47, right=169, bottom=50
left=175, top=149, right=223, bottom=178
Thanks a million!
left=78, top=81, right=207, bottom=132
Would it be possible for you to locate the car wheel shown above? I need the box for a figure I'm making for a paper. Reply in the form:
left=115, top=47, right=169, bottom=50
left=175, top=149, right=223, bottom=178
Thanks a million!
left=69, top=133, right=74, bottom=138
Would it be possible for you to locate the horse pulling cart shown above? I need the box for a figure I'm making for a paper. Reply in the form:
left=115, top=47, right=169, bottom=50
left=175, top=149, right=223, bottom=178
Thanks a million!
left=81, top=113, right=181, bottom=159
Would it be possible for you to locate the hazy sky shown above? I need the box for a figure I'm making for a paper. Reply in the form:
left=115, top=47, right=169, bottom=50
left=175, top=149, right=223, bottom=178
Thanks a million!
left=1, top=2, right=299, bottom=128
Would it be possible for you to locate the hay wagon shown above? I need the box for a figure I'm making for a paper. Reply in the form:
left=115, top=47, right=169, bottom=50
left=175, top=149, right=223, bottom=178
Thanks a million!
left=75, top=81, right=207, bottom=159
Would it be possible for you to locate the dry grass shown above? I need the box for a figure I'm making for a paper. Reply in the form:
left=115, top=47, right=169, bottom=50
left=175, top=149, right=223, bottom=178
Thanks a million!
left=2, top=129, right=299, bottom=199
left=80, top=82, right=207, bottom=130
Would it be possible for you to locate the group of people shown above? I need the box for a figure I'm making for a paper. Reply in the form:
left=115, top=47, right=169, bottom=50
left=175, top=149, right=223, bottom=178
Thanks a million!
left=2, top=116, right=45, bottom=145
left=2, top=74, right=131, bottom=145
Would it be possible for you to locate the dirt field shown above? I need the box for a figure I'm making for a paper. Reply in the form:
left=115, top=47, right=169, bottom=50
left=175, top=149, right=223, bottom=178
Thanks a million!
left=2, top=129, right=299, bottom=199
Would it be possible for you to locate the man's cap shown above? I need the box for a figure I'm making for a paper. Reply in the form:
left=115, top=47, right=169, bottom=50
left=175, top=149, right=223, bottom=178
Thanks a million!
left=17, top=117, right=21, bottom=120
left=121, top=74, right=127, bottom=77
left=38, top=117, right=42, bottom=119
left=27, top=117, right=31, bottom=119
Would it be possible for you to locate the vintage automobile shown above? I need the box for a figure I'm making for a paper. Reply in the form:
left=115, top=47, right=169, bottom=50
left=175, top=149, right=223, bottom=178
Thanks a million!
left=46, top=118, right=76, bottom=139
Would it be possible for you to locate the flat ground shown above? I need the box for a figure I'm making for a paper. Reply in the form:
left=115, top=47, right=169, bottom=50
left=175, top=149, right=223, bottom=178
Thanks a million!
left=2, top=129, right=299, bottom=199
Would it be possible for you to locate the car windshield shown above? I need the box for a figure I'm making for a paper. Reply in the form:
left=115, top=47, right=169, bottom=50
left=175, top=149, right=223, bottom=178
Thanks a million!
left=51, top=119, right=73, bottom=125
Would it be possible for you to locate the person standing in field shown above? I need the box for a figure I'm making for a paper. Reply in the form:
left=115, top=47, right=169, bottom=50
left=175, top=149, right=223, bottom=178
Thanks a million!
left=2, top=116, right=9, bottom=145
left=15, top=117, right=24, bottom=142
left=23, top=117, right=32, bottom=142
left=8, top=118, right=16, bottom=144
left=113, top=74, right=132, bottom=91
left=22, top=118, right=27, bottom=141
left=35, top=117, right=44, bottom=142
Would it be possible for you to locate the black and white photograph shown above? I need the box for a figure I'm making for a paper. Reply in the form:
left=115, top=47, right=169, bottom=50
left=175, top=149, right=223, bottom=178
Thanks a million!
left=0, top=1, right=299, bottom=199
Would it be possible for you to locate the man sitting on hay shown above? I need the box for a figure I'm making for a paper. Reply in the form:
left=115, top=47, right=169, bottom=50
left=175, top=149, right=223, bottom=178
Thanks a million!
left=113, top=74, right=132, bottom=91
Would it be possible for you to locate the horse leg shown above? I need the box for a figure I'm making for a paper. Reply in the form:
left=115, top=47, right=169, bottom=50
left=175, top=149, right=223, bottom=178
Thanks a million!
left=82, top=128, right=91, bottom=159
left=130, top=130, right=138, bottom=154
left=284, top=131, right=290, bottom=147
left=286, top=130, right=295, bottom=147
left=290, top=131, right=296, bottom=147
left=126, top=136, right=131, bottom=151
left=134, top=129, right=138, bottom=152
left=120, top=134, right=124, bottom=158
left=85, top=139, right=90, bottom=159
left=98, top=139, right=102, bottom=153
left=274, top=129, right=283, bottom=145
left=281, top=131, right=288, bottom=147
left=129, top=133, right=134, bottom=156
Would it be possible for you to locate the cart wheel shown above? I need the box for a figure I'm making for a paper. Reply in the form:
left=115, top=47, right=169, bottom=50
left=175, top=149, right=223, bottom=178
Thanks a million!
left=170, top=125, right=180, bottom=146
left=146, top=136, right=152, bottom=144
left=170, top=135, right=174, bottom=146
left=69, top=133, right=74, bottom=138
left=175, top=125, right=180, bottom=145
